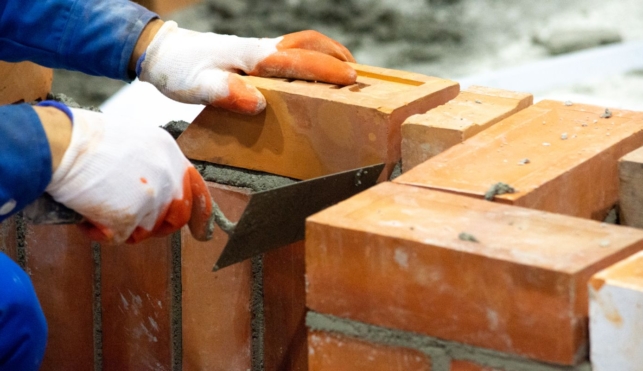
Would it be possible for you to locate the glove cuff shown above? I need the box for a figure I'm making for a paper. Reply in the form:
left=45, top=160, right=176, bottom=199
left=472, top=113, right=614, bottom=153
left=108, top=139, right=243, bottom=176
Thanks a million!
left=37, top=101, right=74, bottom=123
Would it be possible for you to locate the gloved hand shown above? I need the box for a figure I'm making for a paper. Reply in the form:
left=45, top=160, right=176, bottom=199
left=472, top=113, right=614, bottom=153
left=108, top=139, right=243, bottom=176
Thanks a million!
left=137, top=21, right=357, bottom=114
left=42, top=102, right=213, bottom=244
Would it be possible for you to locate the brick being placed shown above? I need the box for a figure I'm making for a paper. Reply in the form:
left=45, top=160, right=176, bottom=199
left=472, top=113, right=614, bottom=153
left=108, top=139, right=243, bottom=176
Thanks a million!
left=177, top=63, right=459, bottom=180
left=589, top=251, right=643, bottom=371
left=395, top=100, right=643, bottom=220
left=306, top=181, right=643, bottom=365
left=401, top=86, right=532, bottom=171
left=618, top=146, right=643, bottom=227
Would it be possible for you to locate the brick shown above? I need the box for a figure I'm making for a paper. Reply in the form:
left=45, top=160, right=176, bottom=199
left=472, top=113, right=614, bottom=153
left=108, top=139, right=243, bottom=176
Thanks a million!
left=264, top=241, right=307, bottom=371
left=618, top=146, right=643, bottom=227
left=306, top=182, right=643, bottom=365
left=177, top=64, right=459, bottom=180
left=133, top=0, right=201, bottom=16
left=450, top=360, right=500, bottom=371
left=589, top=251, right=643, bottom=371
left=308, top=331, right=431, bottom=371
left=0, top=61, right=52, bottom=105
left=101, top=236, right=173, bottom=370
left=24, top=224, right=94, bottom=370
left=401, top=86, right=532, bottom=171
left=181, top=182, right=253, bottom=371
left=0, top=217, right=17, bottom=260
left=395, top=100, right=643, bottom=220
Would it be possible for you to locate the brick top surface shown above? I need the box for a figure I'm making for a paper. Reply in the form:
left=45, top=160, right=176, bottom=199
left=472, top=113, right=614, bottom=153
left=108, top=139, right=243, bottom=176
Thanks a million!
left=620, top=145, right=643, bottom=163
left=308, top=182, right=643, bottom=274
left=395, top=100, right=643, bottom=201
left=592, top=251, right=643, bottom=291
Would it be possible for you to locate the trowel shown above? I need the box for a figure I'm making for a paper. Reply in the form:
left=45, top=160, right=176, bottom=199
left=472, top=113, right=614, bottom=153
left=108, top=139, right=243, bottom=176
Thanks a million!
left=24, top=163, right=385, bottom=271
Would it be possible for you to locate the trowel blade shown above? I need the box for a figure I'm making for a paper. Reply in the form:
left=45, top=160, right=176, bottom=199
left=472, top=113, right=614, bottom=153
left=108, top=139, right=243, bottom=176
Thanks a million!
left=213, top=163, right=386, bottom=271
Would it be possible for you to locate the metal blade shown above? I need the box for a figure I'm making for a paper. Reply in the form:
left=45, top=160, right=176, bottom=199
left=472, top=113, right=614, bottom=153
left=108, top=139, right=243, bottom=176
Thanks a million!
left=213, top=163, right=385, bottom=271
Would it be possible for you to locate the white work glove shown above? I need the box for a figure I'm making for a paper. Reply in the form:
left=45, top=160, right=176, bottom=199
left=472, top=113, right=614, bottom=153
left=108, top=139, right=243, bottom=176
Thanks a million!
left=137, top=21, right=356, bottom=114
left=45, top=105, right=213, bottom=244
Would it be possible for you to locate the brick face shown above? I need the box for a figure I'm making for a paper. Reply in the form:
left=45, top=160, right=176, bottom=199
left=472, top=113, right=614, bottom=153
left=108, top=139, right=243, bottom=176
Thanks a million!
left=308, top=331, right=431, bottom=371
left=619, top=146, right=643, bottom=227
left=25, top=224, right=95, bottom=370
left=306, top=182, right=643, bottom=365
left=181, top=183, right=253, bottom=371
left=396, top=100, right=643, bottom=220
left=264, top=241, right=308, bottom=371
left=101, top=237, right=173, bottom=370
left=0, top=217, right=16, bottom=260
left=178, top=64, right=459, bottom=180
left=402, top=86, right=532, bottom=171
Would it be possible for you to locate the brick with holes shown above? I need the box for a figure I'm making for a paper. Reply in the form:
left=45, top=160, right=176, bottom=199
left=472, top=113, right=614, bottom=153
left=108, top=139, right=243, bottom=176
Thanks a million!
left=177, top=64, right=459, bottom=180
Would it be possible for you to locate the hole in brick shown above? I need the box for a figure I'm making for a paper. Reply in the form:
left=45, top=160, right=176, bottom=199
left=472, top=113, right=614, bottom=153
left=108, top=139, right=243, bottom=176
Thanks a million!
left=342, top=83, right=370, bottom=92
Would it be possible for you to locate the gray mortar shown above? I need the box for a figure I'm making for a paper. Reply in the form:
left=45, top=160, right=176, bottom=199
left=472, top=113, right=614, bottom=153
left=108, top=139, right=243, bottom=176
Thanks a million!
left=250, top=256, right=265, bottom=371
left=15, top=213, right=27, bottom=270
left=162, top=120, right=190, bottom=140
left=193, top=160, right=297, bottom=192
left=171, top=232, right=183, bottom=371
left=485, top=182, right=516, bottom=201
left=47, top=93, right=101, bottom=112
left=389, top=161, right=403, bottom=181
left=92, top=242, right=103, bottom=371
left=306, top=312, right=591, bottom=371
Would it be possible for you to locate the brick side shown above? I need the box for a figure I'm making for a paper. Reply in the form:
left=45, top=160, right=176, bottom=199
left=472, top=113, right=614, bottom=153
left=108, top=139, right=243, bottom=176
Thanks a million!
left=264, top=241, right=308, bottom=371
left=181, top=183, right=253, bottom=371
left=177, top=64, right=459, bottom=180
left=25, top=224, right=95, bottom=370
left=0, top=61, right=52, bottom=105
left=308, top=331, right=431, bottom=371
left=395, top=100, right=643, bottom=220
left=401, top=86, right=532, bottom=171
left=618, top=146, right=643, bottom=227
left=306, top=182, right=643, bottom=365
left=589, top=251, right=643, bottom=371
left=101, top=237, right=173, bottom=370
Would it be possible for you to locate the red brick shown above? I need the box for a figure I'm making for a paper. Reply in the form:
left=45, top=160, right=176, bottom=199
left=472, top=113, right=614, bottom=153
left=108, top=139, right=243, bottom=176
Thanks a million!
left=450, top=360, right=500, bottom=371
left=133, top=0, right=201, bottom=16
left=401, top=86, right=532, bottom=171
left=178, top=64, right=459, bottom=180
left=25, top=224, right=94, bottom=370
left=0, top=61, right=52, bottom=105
left=0, top=217, right=17, bottom=260
left=618, top=146, right=643, bottom=227
left=181, top=183, right=253, bottom=371
left=396, top=100, right=643, bottom=220
left=308, top=331, right=431, bottom=371
left=264, top=241, right=307, bottom=371
left=101, top=236, right=173, bottom=370
left=306, top=182, right=643, bottom=365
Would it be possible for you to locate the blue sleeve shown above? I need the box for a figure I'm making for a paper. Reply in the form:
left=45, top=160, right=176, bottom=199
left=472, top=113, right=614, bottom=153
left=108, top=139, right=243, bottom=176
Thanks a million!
left=0, top=0, right=158, bottom=81
left=0, top=105, right=52, bottom=222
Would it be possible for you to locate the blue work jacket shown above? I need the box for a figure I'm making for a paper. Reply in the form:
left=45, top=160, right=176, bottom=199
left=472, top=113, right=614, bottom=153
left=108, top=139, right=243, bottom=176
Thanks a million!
left=0, top=0, right=157, bottom=222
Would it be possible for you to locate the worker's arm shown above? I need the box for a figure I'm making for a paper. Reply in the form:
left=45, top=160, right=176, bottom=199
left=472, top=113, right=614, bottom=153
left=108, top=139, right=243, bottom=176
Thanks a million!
left=0, top=103, right=213, bottom=243
left=0, top=0, right=157, bottom=80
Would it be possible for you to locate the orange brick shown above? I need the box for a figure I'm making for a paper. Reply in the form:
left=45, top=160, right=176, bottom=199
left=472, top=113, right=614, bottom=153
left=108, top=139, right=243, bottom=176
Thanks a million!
left=264, top=241, right=307, bottom=371
left=618, top=146, right=643, bottom=227
left=101, top=236, right=173, bottom=370
left=308, top=331, right=431, bottom=371
left=306, top=182, right=643, bottom=365
left=178, top=64, right=459, bottom=180
left=401, top=86, right=532, bottom=171
left=450, top=360, right=500, bottom=371
left=181, top=183, right=253, bottom=371
left=0, top=61, right=52, bottom=105
left=396, top=100, right=643, bottom=220
left=0, top=217, right=17, bottom=260
left=25, top=224, right=95, bottom=370
left=133, top=0, right=201, bottom=16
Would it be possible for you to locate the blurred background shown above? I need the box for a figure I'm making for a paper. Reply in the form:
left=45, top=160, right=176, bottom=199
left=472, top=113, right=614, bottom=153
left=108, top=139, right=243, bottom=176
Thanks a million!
left=53, top=0, right=643, bottom=117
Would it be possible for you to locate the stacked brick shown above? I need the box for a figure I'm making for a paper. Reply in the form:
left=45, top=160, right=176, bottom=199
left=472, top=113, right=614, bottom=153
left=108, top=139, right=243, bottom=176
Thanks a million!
left=5, top=60, right=643, bottom=371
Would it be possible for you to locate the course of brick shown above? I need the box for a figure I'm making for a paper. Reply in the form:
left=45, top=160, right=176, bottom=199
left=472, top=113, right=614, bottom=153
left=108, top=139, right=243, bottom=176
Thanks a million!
left=178, top=63, right=459, bottom=180
left=589, top=251, right=643, bottom=371
left=396, top=100, right=643, bottom=220
left=306, top=182, right=643, bottom=366
left=401, top=86, right=532, bottom=171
